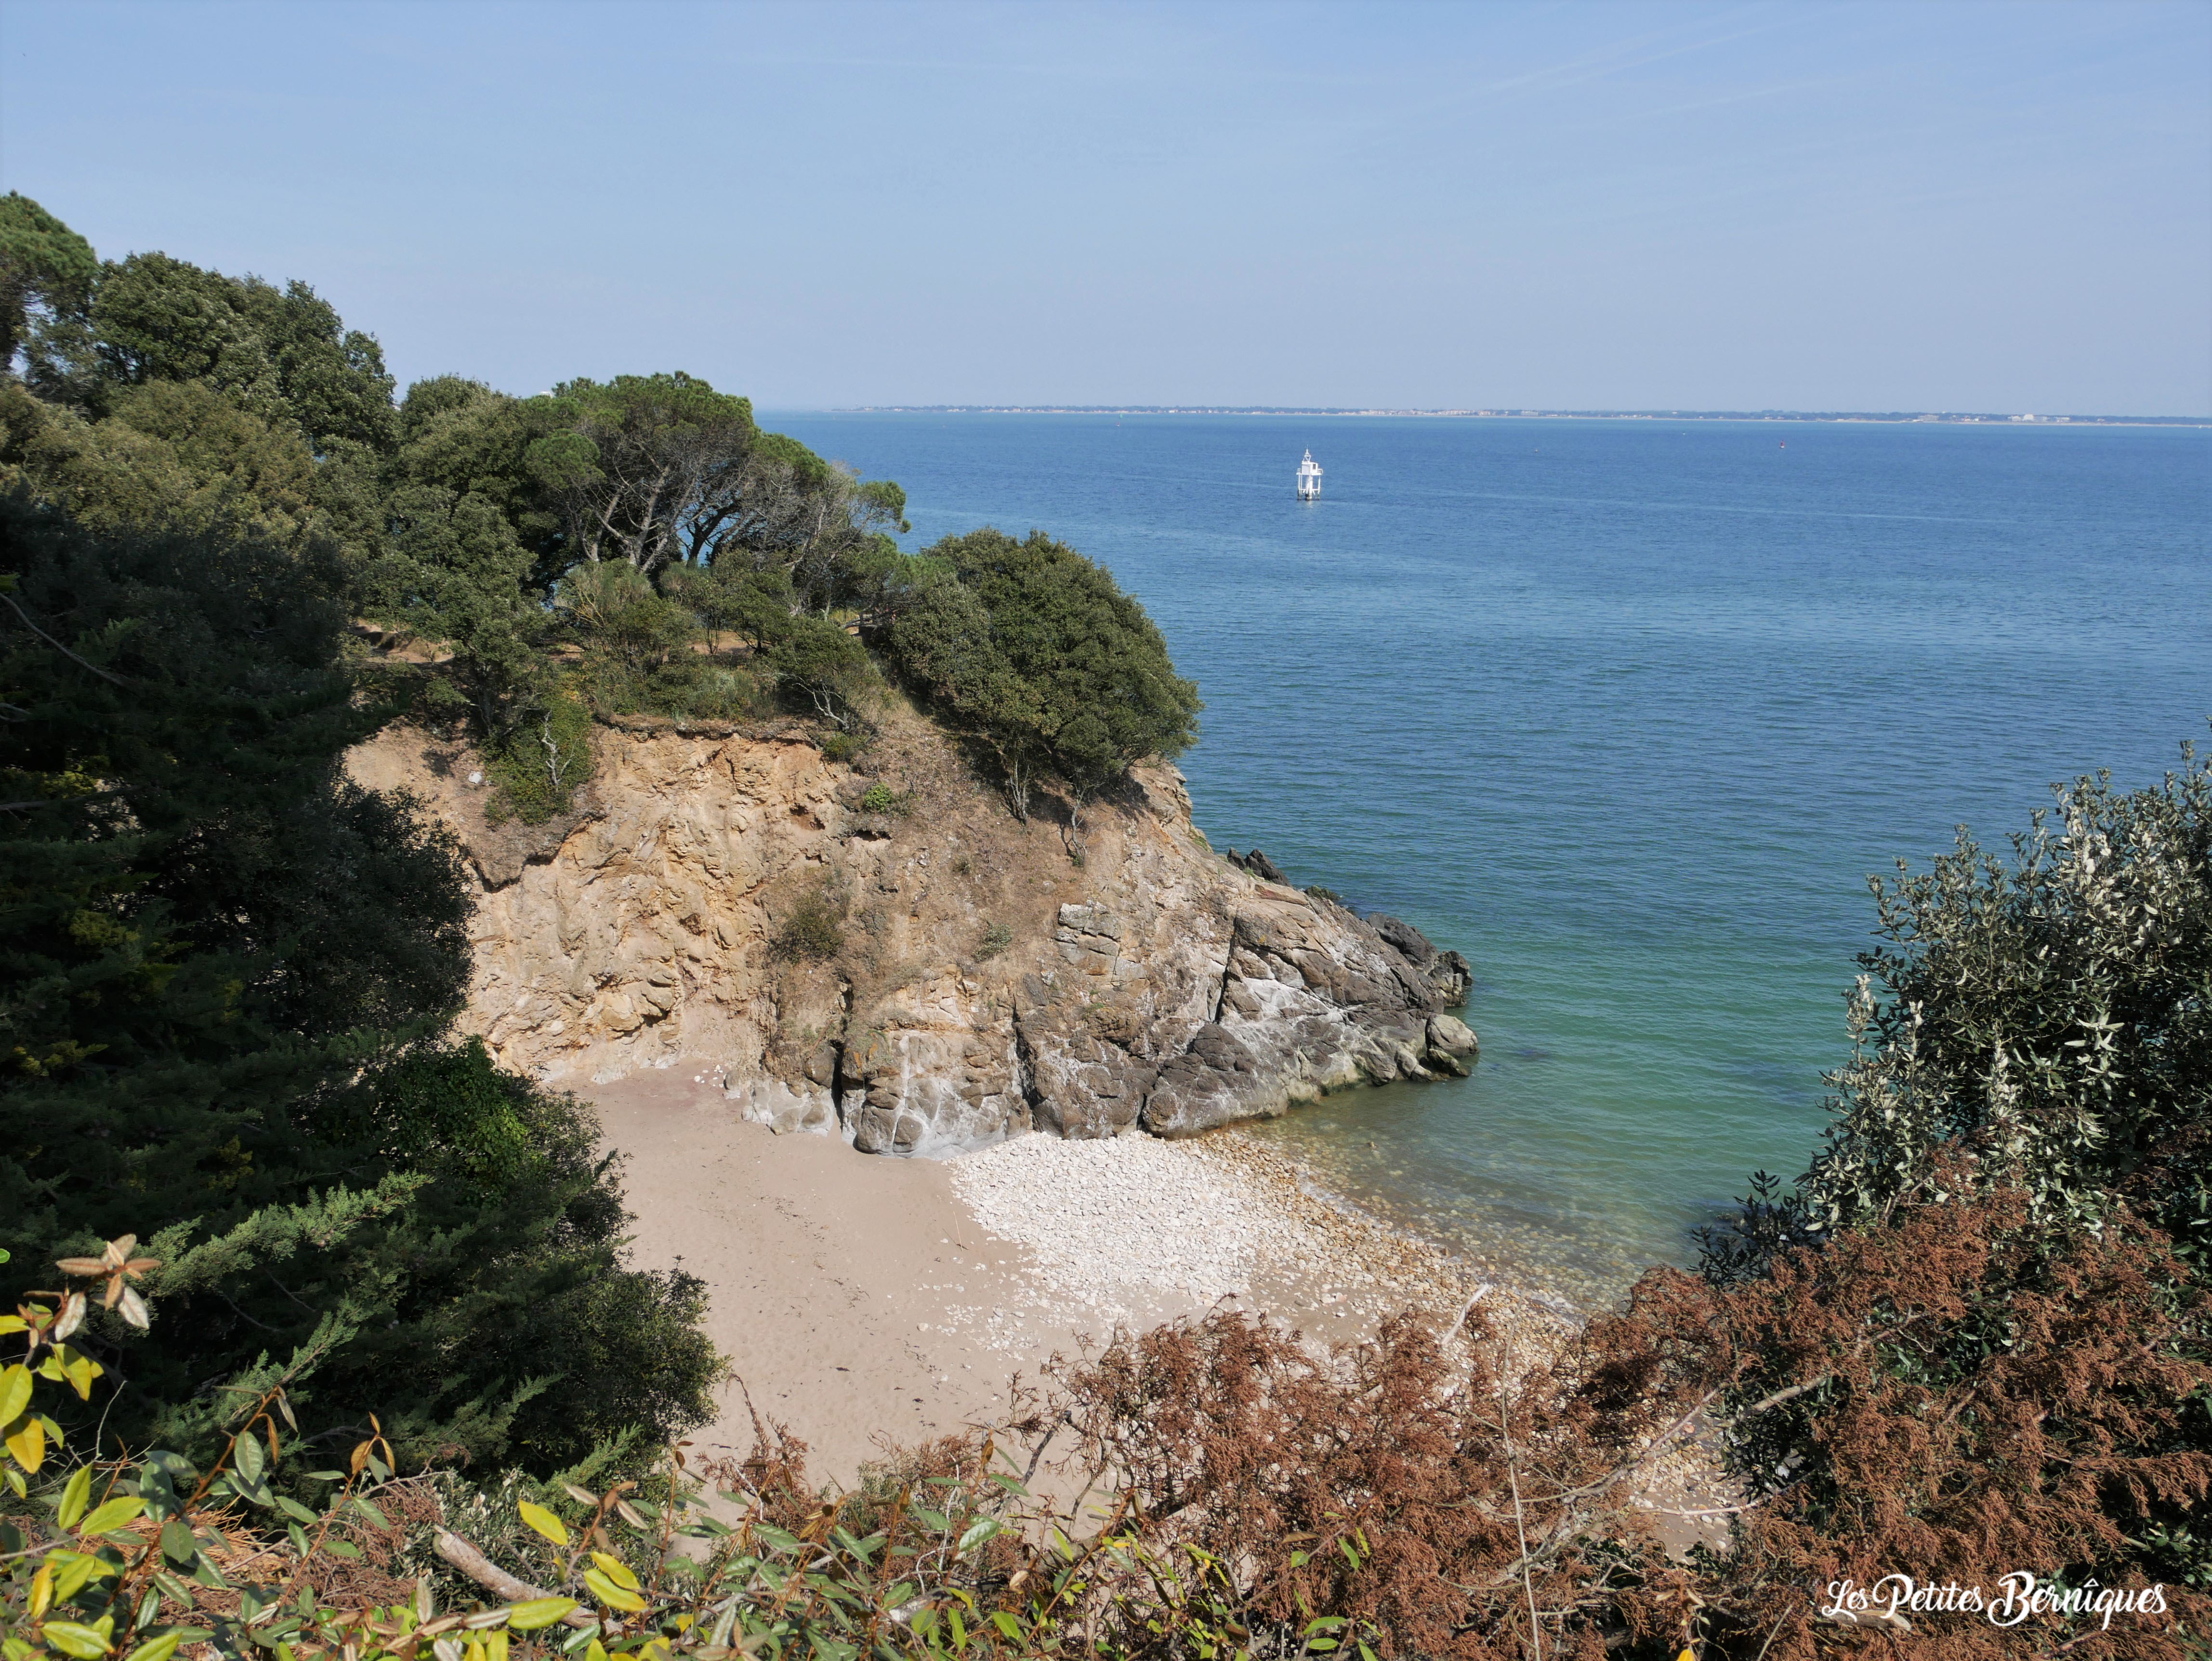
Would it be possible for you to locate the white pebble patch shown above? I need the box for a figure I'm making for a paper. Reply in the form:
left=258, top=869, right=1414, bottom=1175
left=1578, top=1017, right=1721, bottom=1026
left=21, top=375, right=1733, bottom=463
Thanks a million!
left=949, top=1131, right=1321, bottom=1323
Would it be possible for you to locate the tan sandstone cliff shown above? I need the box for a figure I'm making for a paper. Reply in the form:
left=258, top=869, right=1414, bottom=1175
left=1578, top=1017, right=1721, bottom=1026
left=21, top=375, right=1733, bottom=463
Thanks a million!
left=344, top=701, right=1475, bottom=1155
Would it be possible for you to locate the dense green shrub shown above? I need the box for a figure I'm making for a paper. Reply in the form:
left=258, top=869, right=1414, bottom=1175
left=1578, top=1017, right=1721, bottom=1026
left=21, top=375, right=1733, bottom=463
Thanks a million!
left=765, top=612, right=875, bottom=730
left=886, top=528, right=1199, bottom=820
left=859, top=781, right=913, bottom=815
left=1814, top=741, right=2209, bottom=1239
left=482, top=689, right=594, bottom=824
left=0, top=491, right=716, bottom=1476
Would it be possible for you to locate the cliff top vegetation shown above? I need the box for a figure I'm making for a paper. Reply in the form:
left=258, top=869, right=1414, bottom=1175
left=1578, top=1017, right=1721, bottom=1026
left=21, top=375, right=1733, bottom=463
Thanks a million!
left=0, top=194, right=1198, bottom=837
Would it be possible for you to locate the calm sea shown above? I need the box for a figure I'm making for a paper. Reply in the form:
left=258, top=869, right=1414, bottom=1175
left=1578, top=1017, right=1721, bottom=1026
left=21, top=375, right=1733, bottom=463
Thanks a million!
left=769, top=412, right=2212, bottom=1303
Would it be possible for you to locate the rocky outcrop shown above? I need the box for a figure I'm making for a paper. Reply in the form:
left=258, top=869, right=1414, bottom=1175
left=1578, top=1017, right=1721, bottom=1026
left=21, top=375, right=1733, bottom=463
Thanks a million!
left=345, top=703, right=1475, bottom=1156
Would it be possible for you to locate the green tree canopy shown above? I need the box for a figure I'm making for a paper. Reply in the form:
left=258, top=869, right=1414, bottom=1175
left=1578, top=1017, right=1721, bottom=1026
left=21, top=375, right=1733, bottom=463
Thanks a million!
left=0, top=192, right=97, bottom=376
left=75, top=252, right=398, bottom=455
left=0, top=379, right=319, bottom=552
left=527, top=373, right=907, bottom=609
left=526, top=372, right=767, bottom=576
left=887, top=528, right=1199, bottom=817
left=0, top=489, right=716, bottom=1472
left=356, top=377, right=560, bottom=733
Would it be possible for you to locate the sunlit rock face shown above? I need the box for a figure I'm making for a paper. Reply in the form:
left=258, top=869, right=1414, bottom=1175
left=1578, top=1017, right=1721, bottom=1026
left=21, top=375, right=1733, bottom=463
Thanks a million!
left=346, top=706, right=1472, bottom=1156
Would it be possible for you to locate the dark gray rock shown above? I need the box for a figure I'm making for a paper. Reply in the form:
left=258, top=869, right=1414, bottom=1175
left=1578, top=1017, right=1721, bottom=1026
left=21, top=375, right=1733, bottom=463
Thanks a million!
left=1141, top=1023, right=1278, bottom=1136
left=1368, top=913, right=1436, bottom=966
left=1240, top=848, right=1290, bottom=884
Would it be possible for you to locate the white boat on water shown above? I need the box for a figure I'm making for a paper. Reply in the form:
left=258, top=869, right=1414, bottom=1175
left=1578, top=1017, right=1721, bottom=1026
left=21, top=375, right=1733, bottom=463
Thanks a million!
left=1296, top=449, right=1323, bottom=501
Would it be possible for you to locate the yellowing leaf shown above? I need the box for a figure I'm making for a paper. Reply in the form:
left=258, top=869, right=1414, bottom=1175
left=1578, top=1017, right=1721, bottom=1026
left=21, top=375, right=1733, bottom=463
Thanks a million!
left=29, top=1563, right=53, bottom=1621
left=0, top=1364, right=31, bottom=1425
left=516, top=1501, right=568, bottom=1547
left=50, top=1551, right=110, bottom=1601
left=124, top=1635, right=184, bottom=1661
left=579, top=1569, right=645, bottom=1614
left=506, top=1599, right=578, bottom=1632
left=1676, top=1650, right=1696, bottom=1661
left=63, top=1352, right=101, bottom=1400
left=41, top=1620, right=114, bottom=1658
left=57, top=1465, right=92, bottom=1529
left=6, top=1411, right=47, bottom=1474
left=587, top=1552, right=639, bottom=1592
left=80, top=1497, right=146, bottom=1537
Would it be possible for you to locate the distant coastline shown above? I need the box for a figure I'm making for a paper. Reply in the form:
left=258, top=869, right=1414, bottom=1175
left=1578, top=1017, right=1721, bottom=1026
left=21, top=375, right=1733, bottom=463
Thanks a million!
left=838, top=405, right=2210, bottom=427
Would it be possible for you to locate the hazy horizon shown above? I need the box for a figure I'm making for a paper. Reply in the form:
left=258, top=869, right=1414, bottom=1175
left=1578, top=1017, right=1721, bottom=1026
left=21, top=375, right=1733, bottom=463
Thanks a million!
left=765, top=403, right=2205, bottom=420
left=3, top=0, right=2207, bottom=416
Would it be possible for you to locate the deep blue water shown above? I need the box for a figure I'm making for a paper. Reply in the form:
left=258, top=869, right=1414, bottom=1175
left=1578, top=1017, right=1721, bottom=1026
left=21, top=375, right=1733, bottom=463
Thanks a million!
left=769, top=412, right=2212, bottom=1301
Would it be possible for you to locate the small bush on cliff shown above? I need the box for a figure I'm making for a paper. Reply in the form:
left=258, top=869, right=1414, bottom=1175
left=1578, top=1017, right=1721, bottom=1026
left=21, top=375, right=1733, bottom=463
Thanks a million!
left=859, top=780, right=913, bottom=815
left=771, top=882, right=846, bottom=962
left=481, top=687, right=593, bottom=824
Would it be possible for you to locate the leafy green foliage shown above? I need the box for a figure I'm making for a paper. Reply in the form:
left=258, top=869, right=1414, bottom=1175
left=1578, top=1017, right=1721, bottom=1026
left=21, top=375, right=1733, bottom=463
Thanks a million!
left=1809, top=741, right=2210, bottom=1239
left=0, top=380, right=321, bottom=554
left=481, top=692, right=594, bottom=825
left=0, top=195, right=98, bottom=385
left=764, top=614, right=874, bottom=731
left=859, top=782, right=911, bottom=815
left=524, top=373, right=761, bottom=576
left=357, top=378, right=558, bottom=732
left=0, top=493, right=714, bottom=1475
left=71, top=253, right=397, bottom=456
left=1705, top=738, right=2212, bottom=1281
left=886, top=529, right=1199, bottom=818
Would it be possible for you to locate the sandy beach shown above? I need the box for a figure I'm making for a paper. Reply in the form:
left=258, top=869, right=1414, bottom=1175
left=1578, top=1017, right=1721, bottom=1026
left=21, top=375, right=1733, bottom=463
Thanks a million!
left=588, top=1068, right=1734, bottom=1556
left=587, top=1069, right=1498, bottom=1487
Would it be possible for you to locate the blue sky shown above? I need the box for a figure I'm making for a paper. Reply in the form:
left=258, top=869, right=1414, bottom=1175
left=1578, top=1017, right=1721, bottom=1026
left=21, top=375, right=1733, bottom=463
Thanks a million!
left=2, top=0, right=2206, bottom=412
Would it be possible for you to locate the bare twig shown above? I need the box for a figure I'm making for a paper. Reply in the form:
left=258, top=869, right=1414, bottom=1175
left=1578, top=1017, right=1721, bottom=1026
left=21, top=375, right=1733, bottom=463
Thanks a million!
left=1498, top=1376, right=1543, bottom=1661
left=1, top=591, right=131, bottom=686
left=432, top=1530, right=594, bottom=1628
left=1440, top=1283, right=1494, bottom=1350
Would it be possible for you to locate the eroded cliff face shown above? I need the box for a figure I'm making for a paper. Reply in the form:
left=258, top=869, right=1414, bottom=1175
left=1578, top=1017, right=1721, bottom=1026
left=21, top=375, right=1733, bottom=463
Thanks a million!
left=344, top=705, right=1474, bottom=1156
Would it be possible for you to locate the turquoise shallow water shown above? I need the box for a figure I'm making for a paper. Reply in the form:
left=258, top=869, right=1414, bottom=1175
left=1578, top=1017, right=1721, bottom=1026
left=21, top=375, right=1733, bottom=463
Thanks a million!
left=770, top=412, right=2212, bottom=1302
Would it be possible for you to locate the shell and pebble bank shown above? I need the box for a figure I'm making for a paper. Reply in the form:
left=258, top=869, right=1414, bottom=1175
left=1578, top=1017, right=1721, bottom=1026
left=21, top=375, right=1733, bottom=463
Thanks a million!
left=946, top=1126, right=1735, bottom=1551
left=949, top=1127, right=1564, bottom=1365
